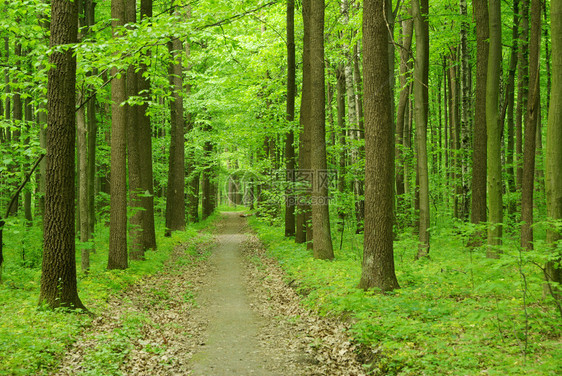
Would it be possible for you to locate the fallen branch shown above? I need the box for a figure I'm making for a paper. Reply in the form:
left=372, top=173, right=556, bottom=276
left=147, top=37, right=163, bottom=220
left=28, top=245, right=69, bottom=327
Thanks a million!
left=0, top=154, right=45, bottom=282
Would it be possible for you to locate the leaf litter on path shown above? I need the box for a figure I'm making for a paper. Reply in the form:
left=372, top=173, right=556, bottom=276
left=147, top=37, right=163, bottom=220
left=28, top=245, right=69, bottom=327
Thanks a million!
left=52, top=213, right=366, bottom=375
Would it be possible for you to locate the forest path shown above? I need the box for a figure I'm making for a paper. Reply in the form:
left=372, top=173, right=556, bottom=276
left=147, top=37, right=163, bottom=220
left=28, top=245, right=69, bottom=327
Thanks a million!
left=53, top=212, right=365, bottom=375
left=189, top=212, right=284, bottom=375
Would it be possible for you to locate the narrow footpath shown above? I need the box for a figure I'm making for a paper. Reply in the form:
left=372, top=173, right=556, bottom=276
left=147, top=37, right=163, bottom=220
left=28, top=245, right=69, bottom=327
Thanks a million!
left=54, top=212, right=365, bottom=376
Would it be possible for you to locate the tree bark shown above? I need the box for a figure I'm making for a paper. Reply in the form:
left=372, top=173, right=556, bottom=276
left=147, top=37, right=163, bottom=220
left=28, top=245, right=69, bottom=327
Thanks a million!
left=138, top=0, right=157, bottom=250
left=545, top=0, right=562, bottom=299
left=486, top=0, right=503, bottom=257
left=296, top=0, right=312, bottom=245
left=516, top=0, right=529, bottom=192
left=359, top=0, right=399, bottom=292
left=39, top=0, right=85, bottom=309
left=284, top=0, right=296, bottom=237
left=470, top=0, right=489, bottom=243
left=108, top=0, right=128, bottom=270
left=521, top=0, right=541, bottom=250
left=309, top=0, right=333, bottom=259
left=412, top=0, right=430, bottom=259
left=165, top=33, right=186, bottom=235
left=396, top=17, right=413, bottom=208
left=77, top=89, right=90, bottom=272
left=125, top=0, right=145, bottom=259
left=459, top=0, right=471, bottom=220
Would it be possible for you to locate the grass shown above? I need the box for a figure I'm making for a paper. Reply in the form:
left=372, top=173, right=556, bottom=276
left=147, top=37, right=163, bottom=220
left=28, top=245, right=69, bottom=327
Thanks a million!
left=249, top=215, right=562, bottom=375
left=0, top=211, right=220, bottom=376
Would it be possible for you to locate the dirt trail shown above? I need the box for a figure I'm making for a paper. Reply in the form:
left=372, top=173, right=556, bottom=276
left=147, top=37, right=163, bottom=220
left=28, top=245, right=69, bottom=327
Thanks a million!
left=53, top=212, right=366, bottom=376
left=189, top=213, right=273, bottom=375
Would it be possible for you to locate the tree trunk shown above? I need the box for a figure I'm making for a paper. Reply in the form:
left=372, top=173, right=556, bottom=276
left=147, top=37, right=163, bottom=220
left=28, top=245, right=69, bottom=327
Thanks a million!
left=412, top=0, right=430, bottom=259
left=545, top=0, right=562, bottom=300
left=125, top=0, right=144, bottom=259
left=459, top=0, right=471, bottom=220
left=396, top=17, right=413, bottom=209
left=516, top=0, right=529, bottom=192
left=138, top=0, right=157, bottom=250
left=336, top=65, right=347, bottom=227
left=309, top=0, right=333, bottom=259
left=284, top=0, right=296, bottom=237
left=296, top=0, right=312, bottom=245
left=505, top=1, right=519, bottom=208
left=77, top=90, right=90, bottom=273
left=359, top=0, right=399, bottom=292
left=470, top=0, right=489, bottom=243
left=202, top=134, right=214, bottom=220
left=521, top=0, right=541, bottom=250
left=165, top=34, right=186, bottom=235
left=108, top=0, right=128, bottom=270
left=39, top=0, right=85, bottom=310
left=486, top=0, right=503, bottom=257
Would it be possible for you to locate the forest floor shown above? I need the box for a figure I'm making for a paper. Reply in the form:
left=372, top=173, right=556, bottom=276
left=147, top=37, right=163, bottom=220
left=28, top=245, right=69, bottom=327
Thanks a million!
left=52, top=212, right=365, bottom=375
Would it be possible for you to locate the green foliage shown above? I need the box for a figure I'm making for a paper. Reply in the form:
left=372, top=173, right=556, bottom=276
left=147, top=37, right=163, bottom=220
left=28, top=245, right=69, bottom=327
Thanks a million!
left=0, top=213, right=218, bottom=375
left=249, top=216, right=562, bottom=375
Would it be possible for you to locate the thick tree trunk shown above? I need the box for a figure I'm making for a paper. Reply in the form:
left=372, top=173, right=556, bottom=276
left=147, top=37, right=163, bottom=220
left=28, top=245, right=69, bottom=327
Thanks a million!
left=284, top=0, right=296, bottom=237
left=359, top=0, right=399, bottom=292
left=412, top=0, right=430, bottom=259
left=309, top=0, right=333, bottom=259
left=486, top=0, right=503, bottom=257
left=521, top=0, right=541, bottom=250
left=470, top=0, right=489, bottom=244
left=39, top=0, right=85, bottom=309
left=108, top=0, right=128, bottom=270
left=545, top=0, right=562, bottom=299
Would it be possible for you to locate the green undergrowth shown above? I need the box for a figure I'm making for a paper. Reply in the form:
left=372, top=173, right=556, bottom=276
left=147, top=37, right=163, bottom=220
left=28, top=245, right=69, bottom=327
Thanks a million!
left=249, top=216, right=562, bottom=375
left=0, top=211, right=219, bottom=376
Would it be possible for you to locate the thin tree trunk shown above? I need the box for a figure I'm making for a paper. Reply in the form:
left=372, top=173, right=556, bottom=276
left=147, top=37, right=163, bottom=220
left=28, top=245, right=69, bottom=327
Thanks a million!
left=284, top=0, right=296, bottom=237
left=459, top=0, right=471, bottom=220
left=545, top=0, right=562, bottom=300
left=486, top=0, right=503, bottom=257
left=77, top=89, right=90, bottom=273
left=470, top=0, right=489, bottom=244
left=516, top=0, right=529, bottom=192
left=505, top=0, right=520, bottom=206
left=296, top=0, right=312, bottom=245
left=521, top=0, right=541, bottom=250
left=396, top=17, right=413, bottom=209
left=165, top=31, right=186, bottom=235
left=412, top=0, right=430, bottom=259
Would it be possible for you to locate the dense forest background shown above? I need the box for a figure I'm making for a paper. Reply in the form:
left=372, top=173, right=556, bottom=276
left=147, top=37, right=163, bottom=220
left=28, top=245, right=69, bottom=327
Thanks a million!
left=0, top=0, right=561, bottom=374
